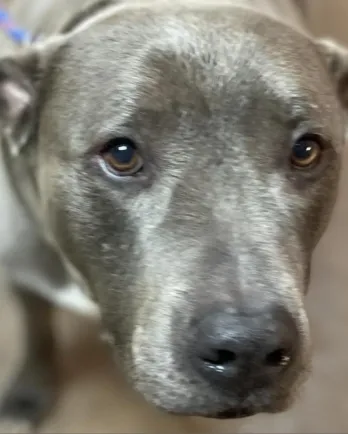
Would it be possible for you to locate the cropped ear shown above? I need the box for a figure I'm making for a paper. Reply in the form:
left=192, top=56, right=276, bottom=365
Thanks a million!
left=315, top=38, right=348, bottom=109
left=0, top=36, right=67, bottom=155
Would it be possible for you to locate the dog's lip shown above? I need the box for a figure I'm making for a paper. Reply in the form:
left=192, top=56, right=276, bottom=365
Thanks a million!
left=206, top=407, right=257, bottom=419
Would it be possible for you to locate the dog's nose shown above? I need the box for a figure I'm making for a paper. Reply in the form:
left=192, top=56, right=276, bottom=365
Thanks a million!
left=191, top=306, right=299, bottom=388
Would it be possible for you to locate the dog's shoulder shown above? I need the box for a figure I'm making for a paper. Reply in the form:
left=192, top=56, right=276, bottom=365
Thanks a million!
left=0, top=138, right=33, bottom=263
left=0, top=136, right=99, bottom=317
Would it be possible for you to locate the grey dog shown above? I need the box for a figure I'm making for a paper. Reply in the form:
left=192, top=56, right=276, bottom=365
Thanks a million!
left=0, top=0, right=347, bottom=427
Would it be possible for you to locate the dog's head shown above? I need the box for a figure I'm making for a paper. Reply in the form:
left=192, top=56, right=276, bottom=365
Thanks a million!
left=0, top=3, right=346, bottom=419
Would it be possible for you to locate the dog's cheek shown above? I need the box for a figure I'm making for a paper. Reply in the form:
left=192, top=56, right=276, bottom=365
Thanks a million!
left=297, top=162, right=341, bottom=254
left=42, top=166, right=144, bottom=346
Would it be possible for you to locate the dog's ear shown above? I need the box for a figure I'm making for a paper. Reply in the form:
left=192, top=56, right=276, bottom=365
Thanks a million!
left=0, top=37, right=67, bottom=153
left=316, top=38, right=348, bottom=109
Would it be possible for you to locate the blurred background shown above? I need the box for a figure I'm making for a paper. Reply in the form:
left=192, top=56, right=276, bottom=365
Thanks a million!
left=0, top=1, right=348, bottom=433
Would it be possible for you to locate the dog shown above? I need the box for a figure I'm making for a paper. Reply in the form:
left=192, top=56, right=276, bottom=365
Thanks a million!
left=0, top=0, right=347, bottom=429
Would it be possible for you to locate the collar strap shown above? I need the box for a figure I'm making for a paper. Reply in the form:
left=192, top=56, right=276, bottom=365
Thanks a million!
left=61, top=0, right=114, bottom=34
left=0, top=1, right=115, bottom=46
left=0, top=8, right=34, bottom=45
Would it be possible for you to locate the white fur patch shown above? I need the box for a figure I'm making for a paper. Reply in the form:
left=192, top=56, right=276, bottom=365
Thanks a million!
left=13, top=274, right=100, bottom=318
left=1, top=81, right=31, bottom=122
left=0, top=419, right=32, bottom=434
left=51, top=283, right=100, bottom=317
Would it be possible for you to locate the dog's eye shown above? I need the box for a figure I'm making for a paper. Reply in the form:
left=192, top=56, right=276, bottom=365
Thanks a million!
left=100, top=137, right=143, bottom=176
left=290, top=135, right=322, bottom=169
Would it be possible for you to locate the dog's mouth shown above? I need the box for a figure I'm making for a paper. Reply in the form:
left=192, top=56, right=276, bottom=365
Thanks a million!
left=208, top=407, right=257, bottom=419
left=165, top=405, right=261, bottom=420
left=202, top=400, right=287, bottom=419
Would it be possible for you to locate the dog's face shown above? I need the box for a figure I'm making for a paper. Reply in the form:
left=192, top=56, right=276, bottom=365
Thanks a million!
left=0, top=4, right=347, bottom=419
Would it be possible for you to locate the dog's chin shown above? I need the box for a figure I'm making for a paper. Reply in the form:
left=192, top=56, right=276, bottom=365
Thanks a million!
left=182, top=402, right=287, bottom=420
left=205, top=407, right=258, bottom=419
left=156, top=394, right=292, bottom=420
left=202, top=397, right=291, bottom=420
left=155, top=398, right=288, bottom=420
left=163, top=405, right=271, bottom=420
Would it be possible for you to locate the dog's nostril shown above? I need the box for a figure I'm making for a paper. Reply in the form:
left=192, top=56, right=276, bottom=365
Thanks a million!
left=203, top=349, right=237, bottom=366
left=265, top=348, right=292, bottom=367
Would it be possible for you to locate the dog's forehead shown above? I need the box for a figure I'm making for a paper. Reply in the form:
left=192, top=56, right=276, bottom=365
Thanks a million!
left=45, top=7, right=340, bottom=148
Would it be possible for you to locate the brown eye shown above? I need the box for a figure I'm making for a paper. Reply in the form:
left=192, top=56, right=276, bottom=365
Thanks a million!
left=290, top=136, right=322, bottom=169
left=101, top=137, right=143, bottom=176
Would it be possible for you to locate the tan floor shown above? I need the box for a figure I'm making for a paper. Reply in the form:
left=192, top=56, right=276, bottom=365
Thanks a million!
left=1, top=2, right=348, bottom=433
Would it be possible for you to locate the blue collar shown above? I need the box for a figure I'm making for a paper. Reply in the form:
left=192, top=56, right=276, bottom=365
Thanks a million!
left=0, top=8, right=33, bottom=45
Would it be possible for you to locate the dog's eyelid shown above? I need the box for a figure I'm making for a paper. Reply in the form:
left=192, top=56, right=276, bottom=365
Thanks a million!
left=292, top=124, right=333, bottom=148
left=85, top=131, right=142, bottom=156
